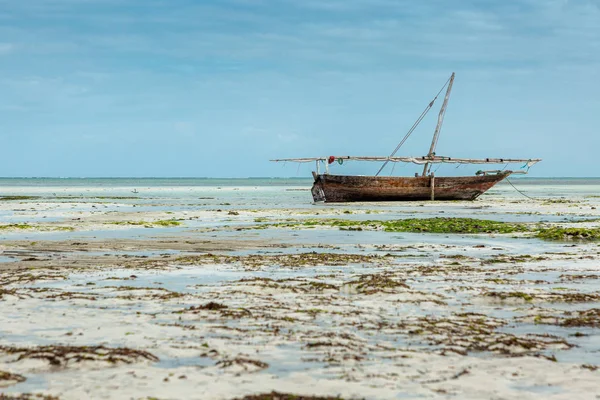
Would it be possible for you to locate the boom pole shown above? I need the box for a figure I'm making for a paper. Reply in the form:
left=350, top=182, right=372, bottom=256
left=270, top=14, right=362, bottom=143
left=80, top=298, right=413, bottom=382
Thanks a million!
left=422, top=72, right=455, bottom=176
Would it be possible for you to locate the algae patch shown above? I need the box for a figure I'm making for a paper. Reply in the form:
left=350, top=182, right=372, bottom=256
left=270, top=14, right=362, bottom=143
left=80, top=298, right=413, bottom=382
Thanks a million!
left=270, top=217, right=600, bottom=241
left=275, top=217, right=529, bottom=235
left=0, top=224, right=35, bottom=231
left=536, top=227, right=600, bottom=241
left=110, top=219, right=182, bottom=227
left=378, top=218, right=529, bottom=234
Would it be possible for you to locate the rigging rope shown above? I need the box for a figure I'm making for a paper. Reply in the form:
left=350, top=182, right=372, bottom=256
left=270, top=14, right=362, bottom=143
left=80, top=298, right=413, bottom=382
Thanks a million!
left=375, top=75, right=452, bottom=177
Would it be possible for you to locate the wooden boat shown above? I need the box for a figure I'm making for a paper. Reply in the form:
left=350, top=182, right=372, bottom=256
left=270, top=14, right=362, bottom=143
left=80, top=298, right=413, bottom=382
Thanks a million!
left=272, top=73, right=541, bottom=203
left=311, top=171, right=510, bottom=202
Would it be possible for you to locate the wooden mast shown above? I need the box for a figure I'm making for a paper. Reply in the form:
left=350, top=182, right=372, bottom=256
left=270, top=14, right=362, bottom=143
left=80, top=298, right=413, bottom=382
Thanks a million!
left=422, top=72, right=455, bottom=176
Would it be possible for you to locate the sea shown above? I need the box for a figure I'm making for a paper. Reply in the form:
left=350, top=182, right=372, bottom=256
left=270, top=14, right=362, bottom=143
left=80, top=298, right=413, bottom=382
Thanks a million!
left=0, top=177, right=599, bottom=204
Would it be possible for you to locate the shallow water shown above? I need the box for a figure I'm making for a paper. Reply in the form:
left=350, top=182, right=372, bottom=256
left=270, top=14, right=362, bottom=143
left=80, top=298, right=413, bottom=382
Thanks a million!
left=0, top=255, right=16, bottom=263
left=1, top=177, right=599, bottom=213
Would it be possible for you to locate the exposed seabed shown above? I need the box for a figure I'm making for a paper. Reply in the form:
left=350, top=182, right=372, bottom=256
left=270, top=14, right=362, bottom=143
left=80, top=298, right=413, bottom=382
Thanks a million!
left=1, top=181, right=599, bottom=399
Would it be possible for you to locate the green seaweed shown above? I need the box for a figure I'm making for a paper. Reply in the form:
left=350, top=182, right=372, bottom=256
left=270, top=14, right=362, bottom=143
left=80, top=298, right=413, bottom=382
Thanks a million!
left=276, top=217, right=529, bottom=235
left=110, top=219, right=182, bottom=227
left=484, top=291, right=533, bottom=302
left=542, top=199, right=577, bottom=204
left=536, top=227, right=600, bottom=241
left=0, top=224, right=35, bottom=230
left=379, top=218, right=529, bottom=234
left=268, top=216, right=600, bottom=241
left=153, top=219, right=182, bottom=227
left=0, top=224, right=73, bottom=232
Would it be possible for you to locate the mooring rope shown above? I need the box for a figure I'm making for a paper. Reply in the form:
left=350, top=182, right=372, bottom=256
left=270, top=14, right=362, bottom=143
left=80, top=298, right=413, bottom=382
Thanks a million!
left=505, top=176, right=537, bottom=201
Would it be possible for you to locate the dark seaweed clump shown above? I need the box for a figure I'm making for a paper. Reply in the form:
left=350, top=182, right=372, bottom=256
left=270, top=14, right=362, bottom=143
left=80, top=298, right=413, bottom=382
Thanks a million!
left=484, top=291, right=600, bottom=303
left=0, top=370, right=26, bottom=384
left=175, top=252, right=387, bottom=268
left=0, top=196, right=40, bottom=201
left=561, top=309, right=600, bottom=328
left=0, top=395, right=59, bottom=400
left=345, top=273, right=409, bottom=294
left=0, top=345, right=158, bottom=366
left=216, top=357, right=269, bottom=371
left=190, top=302, right=228, bottom=311
left=0, top=288, right=21, bottom=299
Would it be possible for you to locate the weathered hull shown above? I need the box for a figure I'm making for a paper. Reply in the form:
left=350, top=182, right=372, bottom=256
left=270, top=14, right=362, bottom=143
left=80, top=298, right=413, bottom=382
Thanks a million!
left=311, top=172, right=510, bottom=202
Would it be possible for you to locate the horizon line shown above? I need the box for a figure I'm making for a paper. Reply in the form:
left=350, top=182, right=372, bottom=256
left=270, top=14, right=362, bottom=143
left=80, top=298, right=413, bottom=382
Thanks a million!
left=0, top=176, right=598, bottom=180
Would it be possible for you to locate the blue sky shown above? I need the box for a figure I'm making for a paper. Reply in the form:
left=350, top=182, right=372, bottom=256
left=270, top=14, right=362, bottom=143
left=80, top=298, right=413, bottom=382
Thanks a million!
left=0, top=0, right=598, bottom=177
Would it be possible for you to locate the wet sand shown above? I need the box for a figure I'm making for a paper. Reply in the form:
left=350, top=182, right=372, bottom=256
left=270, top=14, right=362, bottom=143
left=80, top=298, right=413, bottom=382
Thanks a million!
left=1, top=186, right=599, bottom=399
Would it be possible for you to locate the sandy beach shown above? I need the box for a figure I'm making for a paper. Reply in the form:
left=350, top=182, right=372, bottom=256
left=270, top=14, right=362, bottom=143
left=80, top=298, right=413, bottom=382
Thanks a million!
left=1, top=179, right=599, bottom=399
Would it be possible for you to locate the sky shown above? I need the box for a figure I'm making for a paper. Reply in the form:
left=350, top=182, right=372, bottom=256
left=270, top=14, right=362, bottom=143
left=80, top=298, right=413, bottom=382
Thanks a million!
left=0, top=0, right=598, bottom=178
